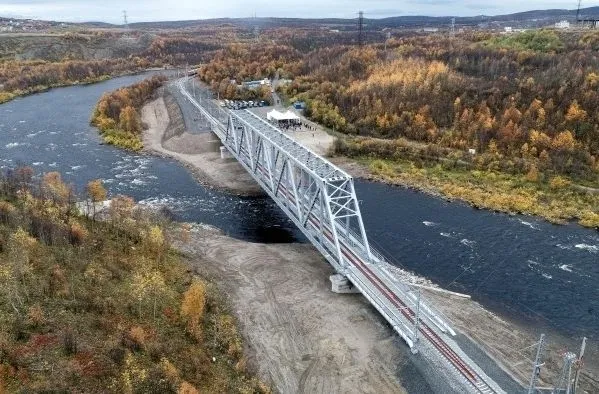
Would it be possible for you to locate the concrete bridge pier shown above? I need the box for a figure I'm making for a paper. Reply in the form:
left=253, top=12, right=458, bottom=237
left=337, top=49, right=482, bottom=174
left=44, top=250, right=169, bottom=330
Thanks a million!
left=220, top=146, right=232, bottom=159
left=330, top=274, right=360, bottom=294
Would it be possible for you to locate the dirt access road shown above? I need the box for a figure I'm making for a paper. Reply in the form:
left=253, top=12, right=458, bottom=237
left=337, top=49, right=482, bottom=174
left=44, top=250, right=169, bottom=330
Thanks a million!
left=141, top=88, right=262, bottom=196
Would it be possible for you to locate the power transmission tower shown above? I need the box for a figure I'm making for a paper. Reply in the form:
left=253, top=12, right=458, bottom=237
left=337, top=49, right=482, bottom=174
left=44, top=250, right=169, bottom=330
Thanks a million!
left=122, top=10, right=131, bottom=38
left=577, top=0, right=583, bottom=23
left=254, top=25, right=260, bottom=41
left=411, top=289, right=421, bottom=355
left=528, top=334, right=546, bottom=394
left=553, top=351, right=577, bottom=394
left=253, top=12, right=260, bottom=42
left=358, top=11, right=364, bottom=47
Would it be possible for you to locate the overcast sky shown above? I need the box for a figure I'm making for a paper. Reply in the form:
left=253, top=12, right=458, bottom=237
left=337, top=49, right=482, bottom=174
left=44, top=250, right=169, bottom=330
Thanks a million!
left=0, top=1, right=586, bottom=23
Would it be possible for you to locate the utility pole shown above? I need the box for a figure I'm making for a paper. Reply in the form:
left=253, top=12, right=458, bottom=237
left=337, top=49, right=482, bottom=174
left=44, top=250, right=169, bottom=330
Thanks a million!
left=577, top=0, right=583, bottom=24
left=528, top=334, right=546, bottom=394
left=411, top=289, right=421, bottom=355
left=384, top=31, right=391, bottom=53
left=572, top=337, right=587, bottom=394
left=451, top=17, right=456, bottom=38
left=358, top=11, right=364, bottom=47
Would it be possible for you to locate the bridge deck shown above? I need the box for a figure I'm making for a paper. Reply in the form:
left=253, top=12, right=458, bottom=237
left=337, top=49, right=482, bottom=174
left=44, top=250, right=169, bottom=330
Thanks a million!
left=232, top=110, right=347, bottom=180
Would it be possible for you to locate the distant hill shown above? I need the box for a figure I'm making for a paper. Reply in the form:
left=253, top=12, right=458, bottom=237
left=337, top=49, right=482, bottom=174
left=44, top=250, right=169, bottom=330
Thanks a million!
left=4, top=6, right=599, bottom=31
left=120, top=6, right=599, bottom=30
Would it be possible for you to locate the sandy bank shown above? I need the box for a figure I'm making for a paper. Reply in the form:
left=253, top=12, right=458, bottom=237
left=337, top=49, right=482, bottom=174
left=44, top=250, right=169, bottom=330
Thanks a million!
left=141, top=93, right=262, bottom=196
left=173, top=225, right=410, bottom=394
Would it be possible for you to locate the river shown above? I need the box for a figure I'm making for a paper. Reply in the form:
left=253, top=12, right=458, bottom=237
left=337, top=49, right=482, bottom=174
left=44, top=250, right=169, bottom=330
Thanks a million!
left=1, top=74, right=597, bottom=348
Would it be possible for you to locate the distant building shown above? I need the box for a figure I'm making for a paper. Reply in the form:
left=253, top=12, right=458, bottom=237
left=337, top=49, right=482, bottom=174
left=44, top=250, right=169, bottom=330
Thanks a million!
left=421, top=27, right=439, bottom=33
left=555, top=20, right=570, bottom=29
left=242, top=78, right=271, bottom=90
left=504, top=26, right=513, bottom=33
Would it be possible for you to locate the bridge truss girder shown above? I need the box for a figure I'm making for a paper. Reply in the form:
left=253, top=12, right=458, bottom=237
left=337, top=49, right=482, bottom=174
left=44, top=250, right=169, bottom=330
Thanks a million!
left=224, top=111, right=371, bottom=273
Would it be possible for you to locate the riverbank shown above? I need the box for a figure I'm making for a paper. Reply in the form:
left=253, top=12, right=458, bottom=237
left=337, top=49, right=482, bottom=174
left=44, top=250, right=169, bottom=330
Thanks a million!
left=141, top=86, right=263, bottom=196
left=330, top=138, right=599, bottom=229
left=0, top=66, right=168, bottom=105
left=252, top=106, right=598, bottom=230
left=0, top=75, right=113, bottom=104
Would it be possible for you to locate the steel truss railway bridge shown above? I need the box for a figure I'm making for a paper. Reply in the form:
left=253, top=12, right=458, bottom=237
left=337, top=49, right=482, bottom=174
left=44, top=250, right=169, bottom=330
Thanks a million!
left=177, top=79, right=506, bottom=394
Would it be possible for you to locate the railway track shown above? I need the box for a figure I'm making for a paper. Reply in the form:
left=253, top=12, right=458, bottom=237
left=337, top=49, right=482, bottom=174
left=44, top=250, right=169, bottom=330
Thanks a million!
left=252, top=161, right=499, bottom=394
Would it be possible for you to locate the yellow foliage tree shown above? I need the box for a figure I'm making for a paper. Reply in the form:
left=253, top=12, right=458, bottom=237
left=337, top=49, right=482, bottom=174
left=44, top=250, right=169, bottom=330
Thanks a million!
left=551, top=130, right=576, bottom=151
left=180, top=279, right=207, bottom=340
left=119, top=105, right=141, bottom=134
left=147, top=225, right=165, bottom=255
left=42, top=172, right=71, bottom=207
left=130, top=269, right=167, bottom=319
left=87, top=179, right=107, bottom=220
left=565, top=101, right=587, bottom=123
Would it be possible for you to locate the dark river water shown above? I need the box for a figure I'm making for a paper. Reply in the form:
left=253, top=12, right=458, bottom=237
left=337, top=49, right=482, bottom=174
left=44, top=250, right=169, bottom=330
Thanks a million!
left=1, top=74, right=597, bottom=348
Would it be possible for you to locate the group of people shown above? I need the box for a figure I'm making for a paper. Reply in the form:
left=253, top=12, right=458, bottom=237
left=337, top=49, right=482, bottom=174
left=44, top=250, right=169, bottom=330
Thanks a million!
left=277, top=121, right=317, bottom=133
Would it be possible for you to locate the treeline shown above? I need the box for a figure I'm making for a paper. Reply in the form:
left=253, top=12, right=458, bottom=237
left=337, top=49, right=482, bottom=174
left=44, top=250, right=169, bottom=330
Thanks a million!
left=280, top=31, right=599, bottom=181
left=0, top=58, right=152, bottom=104
left=142, top=36, right=221, bottom=66
left=91, top=75, right=166, bottom=151
left=0, top=168, right=268, bottom=392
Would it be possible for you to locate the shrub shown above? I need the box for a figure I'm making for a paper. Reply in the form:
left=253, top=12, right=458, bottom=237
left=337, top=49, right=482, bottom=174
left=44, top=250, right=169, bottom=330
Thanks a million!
left=69, top=221, right=89, bottom=245
left=26, top=304, right=45, bottom=328
left=525, top=165, right=540, bottom=182
left=63, top=330, right=78, bottom=355
left=549, top=176, right=571, bottom=189
left=178, top=381, right=200, bottom=394
left=123, top=326, right=147, bottom=352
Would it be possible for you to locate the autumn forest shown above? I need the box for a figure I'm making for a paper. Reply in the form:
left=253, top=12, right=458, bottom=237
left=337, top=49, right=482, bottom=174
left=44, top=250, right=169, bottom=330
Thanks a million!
left=196, top=29, right=599, bottom=226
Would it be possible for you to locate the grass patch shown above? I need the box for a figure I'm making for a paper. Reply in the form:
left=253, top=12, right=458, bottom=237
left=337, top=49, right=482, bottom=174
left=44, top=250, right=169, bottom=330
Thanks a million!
left=482, top=29, right=564, bottom=52
left=359, top=156, right=599, bottom=228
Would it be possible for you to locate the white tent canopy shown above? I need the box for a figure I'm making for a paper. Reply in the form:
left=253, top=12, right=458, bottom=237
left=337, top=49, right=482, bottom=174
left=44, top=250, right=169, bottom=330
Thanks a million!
left=267, top=109, right=300, bottom=122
